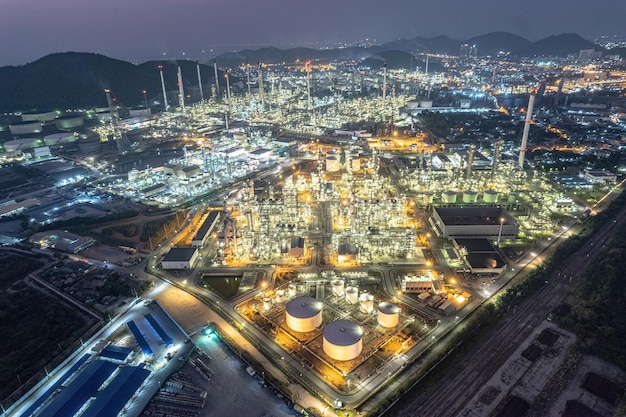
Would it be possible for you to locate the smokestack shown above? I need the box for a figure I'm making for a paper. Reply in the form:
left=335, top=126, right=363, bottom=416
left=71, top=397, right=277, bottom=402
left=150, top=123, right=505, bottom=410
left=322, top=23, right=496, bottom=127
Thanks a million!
left=197, top=62, right=204, bottom=101
left=382, top=62, right=387, bottom=101
left=246, top=60, right=251, bottom=96
left=492, top=65, right=497, bottom=86
left=306, top=60, right=312, bottom=111
left=158, top=65, right=168, bottom=111
left=258, top=62, right=265, bottom=106
left=225, top=68, right=231, bottom=113
left=425, top=55, right=429, bottom=75
left=177, top=66, right=185, bottom=110
left=466, top=144, right=475, bottom=179
left=518, top=92, right=536, bottom=168
left=492, top=140, right=503, bottom=178
left=213, top=59, right=220, bottom=99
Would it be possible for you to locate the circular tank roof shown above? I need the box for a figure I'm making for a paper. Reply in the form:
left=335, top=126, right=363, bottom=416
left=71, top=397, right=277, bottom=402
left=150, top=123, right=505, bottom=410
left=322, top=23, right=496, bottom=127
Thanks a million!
left=378, top=302, right=400, bottom=314
left=323, top=320, right=363, bottom=346
left=286, top=296, right=322, bottom=318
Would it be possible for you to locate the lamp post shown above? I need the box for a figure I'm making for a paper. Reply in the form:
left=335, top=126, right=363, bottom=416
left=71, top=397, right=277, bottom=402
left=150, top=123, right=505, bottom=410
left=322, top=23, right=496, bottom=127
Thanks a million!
left=497, top=217, right=505, bottom=247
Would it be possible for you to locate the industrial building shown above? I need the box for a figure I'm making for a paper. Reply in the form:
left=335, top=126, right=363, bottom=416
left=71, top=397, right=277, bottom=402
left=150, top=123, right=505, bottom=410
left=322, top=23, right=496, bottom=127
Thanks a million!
left=285, top=296, right=323, bottom=332
left=453, top=238, right=507, bottom=274
left=191, top=210, right=221, bottom=247
left=29, top=230, right=95, bottom=253
left=161, top=247, right=199, bottom=269
left=430, top=206, right=518, bottom=241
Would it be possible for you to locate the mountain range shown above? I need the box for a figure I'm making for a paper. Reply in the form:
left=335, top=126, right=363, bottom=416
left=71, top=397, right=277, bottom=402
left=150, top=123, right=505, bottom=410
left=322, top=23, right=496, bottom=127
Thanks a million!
left=0, top=32, right=612, bottom=113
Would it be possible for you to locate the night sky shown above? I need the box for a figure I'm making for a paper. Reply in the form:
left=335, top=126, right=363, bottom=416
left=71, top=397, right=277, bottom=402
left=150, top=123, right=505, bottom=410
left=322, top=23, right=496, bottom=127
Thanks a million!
left=1, top=0, right=625, bottom=66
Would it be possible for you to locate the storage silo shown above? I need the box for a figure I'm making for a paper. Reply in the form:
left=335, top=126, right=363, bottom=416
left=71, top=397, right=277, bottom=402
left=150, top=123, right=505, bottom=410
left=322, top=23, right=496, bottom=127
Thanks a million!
left=377, top=302, right=400, bottom=328
left=323, top=320, right=363, bottom=361
left=442, top=190, right=457, bottom=203
left=462, top=190, right=478, bottom=203
left=285, top=296, right=323, bottom=333
left=331, top=279, right=345, bottom=297
left=288, top=283, right=297, bottom=297
left=359, top=293, right=374, bottom=314
left=275, top=289, right=285, bottom=303
left=483, top=190, right=499, bottom=203
left=345, top=286, right=359, bottom=304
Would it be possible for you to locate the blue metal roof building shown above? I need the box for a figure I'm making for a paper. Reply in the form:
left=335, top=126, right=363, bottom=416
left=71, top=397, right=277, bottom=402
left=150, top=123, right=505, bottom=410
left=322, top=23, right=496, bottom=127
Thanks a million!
left=81, top=365, right=151, bottom=417
left=144, top=314, right=173, bottom=347
left=126, top=320, right=153, bottom=356
left=99, top=344, right=133, bottom=362
left=19, top=354, right=91, bottom=417
left=36, top=360, right=118, bottom=417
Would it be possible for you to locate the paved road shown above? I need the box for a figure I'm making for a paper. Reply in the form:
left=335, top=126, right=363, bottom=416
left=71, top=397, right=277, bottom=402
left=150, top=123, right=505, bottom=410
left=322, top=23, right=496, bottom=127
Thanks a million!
left=382, top=199, right=626, bottom=417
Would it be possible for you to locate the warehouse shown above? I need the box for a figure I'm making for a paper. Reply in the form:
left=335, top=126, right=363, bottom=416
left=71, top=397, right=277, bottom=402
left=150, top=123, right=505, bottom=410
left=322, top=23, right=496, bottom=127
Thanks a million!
left=161, top=247, right=199, bottom=269
left=431, top=206, right=518, bottom=241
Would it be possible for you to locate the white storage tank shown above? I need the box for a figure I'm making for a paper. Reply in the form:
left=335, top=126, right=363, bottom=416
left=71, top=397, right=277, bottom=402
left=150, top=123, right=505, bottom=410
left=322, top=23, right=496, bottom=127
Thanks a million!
left=285, top=296, right=323, bottom=333
left=275, top=289, right=285, bottom=303
left=359, top=293, right=374, bottom=314
left=55, top=114, right=84, bottom=130
left=21, top=110, right=57, bottom=122
left=9, top=121, right=42, bottom=135
left=377, top=302, right=400, bottom=328
left=348, top=149, right=361, bottom=171
left=442, top=190, right=457, bottom=203
left=3, top=138, right=43, bottom=152
left=331, top=279, right=345, bottom=297
left=44, top=132, right=75, bottom=146
left=462, top=190, right=478, bottom=203
left=508, top=192, right=519, bottom=203
left=483, top=189, right=499, bottom=203
left=345, top=286, right=359, bottom=304
left=263, top=297, right=273, bottom=311
left=323, top=320, right=363, bottom=361
left=326, top=154, right=340, bottom=172
left=288, top=283, right=297, bottom=298
left=423, top=193, right=434, bottom=204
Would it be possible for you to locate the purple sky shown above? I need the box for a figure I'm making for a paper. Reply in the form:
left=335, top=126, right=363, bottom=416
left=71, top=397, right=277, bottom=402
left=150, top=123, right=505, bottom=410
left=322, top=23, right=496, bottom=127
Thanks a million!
left=1, top=0, right=625, bottom=66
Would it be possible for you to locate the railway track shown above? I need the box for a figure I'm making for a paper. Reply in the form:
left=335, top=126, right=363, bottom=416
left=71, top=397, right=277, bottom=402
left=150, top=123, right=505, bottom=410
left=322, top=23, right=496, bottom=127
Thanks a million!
left=386, top=202, right=626, bottom=417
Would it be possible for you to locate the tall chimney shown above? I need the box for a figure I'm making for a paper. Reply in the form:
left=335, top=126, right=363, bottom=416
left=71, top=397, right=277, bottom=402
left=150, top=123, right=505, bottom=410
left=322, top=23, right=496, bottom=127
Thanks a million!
left=177, top=66, right=185, bottom=110
left=213, top=59, right=220, bottom=99
left=518, top=92, right=536, bottom=168
left=197, top=62, right=204, bottom=101
left=158, top=65, right=168, bottom=111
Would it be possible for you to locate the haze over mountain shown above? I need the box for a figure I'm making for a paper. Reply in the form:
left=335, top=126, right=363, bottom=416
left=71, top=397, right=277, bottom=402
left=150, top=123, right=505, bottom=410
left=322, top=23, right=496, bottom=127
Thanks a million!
left=0, top=32, right=612, bottom=113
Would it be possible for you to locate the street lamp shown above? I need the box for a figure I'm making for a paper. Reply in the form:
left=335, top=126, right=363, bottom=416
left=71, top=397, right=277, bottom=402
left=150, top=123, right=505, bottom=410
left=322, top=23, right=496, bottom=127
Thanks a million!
left=497, top=217, right=505, bottom=247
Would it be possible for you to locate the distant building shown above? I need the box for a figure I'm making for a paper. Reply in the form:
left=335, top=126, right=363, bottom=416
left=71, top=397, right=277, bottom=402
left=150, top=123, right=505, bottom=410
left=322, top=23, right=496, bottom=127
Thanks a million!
left=191, top=211, right=220, bottom=247
left=582, top=168, right=617, bottom=183
left=453, top=238, right=507, bottom=274
left=30, top=230, right=95, bottom=253
left=430, top=206, right=518, bottom=241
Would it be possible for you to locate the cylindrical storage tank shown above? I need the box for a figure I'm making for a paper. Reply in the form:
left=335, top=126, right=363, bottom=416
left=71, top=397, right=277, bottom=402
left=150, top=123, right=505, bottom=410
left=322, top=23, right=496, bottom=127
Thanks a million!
left=3, top=138, right=42, bottom=152
left=323, top=320, right=363, bottom=361
left=285, top=296, right=323, bottom=333
left=442, top=190, right=457, bottom=203
left=128, top=108, right=150, bottom=118
left=348, top=150, right=361, bottom=171
left=377, top=302, right=400, bottom=328
left=419, top=100, right=433, bottom=108
left=345, top=286, right=359, bottom=304
left=263, top=297, right=273, bottom=311
left=275, top=289, right=285, bottom=303
left=483, top=189, right=499, bottom=203
left=97, top=112, right=112, bottom=123
left=462, top=190, right=478, bottom=203
left=508, top=192, right=519, bottom=203
left=331, top=279, right=345, bottom=297
left=359, top=293, right=374, bottom=314
left=77, top=133, right=102, bottom=154
left=21, top=110, right=57, bottom=122
left=423, top=193, right=434, bottom=204
left=9, top=121, right=42, bottom=135
left=55, top=114, right=84, bottom=130
left=326, top=155, right=340, bottom=172
left=288, top=283, right=297, bottom=298
left=44, top=132, right=74, bottom=146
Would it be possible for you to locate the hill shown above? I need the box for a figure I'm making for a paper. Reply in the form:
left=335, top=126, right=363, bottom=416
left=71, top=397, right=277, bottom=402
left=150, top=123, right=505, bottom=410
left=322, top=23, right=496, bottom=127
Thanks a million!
left=0, top=52, right=223, bottom=112
left=467, top=32, right=532, bottom=56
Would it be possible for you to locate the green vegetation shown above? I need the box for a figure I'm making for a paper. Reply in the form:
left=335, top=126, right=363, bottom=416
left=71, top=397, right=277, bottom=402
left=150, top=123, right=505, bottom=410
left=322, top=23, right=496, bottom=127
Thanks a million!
left=140, top=212, right=181, bottom=247
left=418, top=111, right=450, bottom=139
left=0, top=253, right=43, bottom=290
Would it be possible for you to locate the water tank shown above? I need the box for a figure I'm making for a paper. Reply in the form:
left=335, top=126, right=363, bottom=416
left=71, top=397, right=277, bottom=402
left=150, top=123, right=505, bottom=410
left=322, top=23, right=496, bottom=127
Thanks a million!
left=44, top=132, right=75, bottom=146
left=332, top=279, right=345, bottom=297
left=77, top=132, right=102, bottom=154
left=345, top=286, right=359, bottom=304
left=323, top=320, right=363, bottom=361
left=3, top=138, right=42, bottom=152
left=483, top=190, right=499, bottom=203
left=508, top=192, right=519, bottom=203
left=275, top=289, right=285, bottom=303
left=288, top=283, right=297, bottom=298
left=359, top=293, right=374, bottom=314
left=423, top=193, right=434, bottom=204
left=263, top=297, right=273, bottom=311
left=377, top=302, right=400, bottom=328
left=285, top=296, right=323, bottom=333
left=442, top=190, right=457, bottom=203
left=348, top=149, right=361, bottom=171
left=462, top=190, right=478, bottom=203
